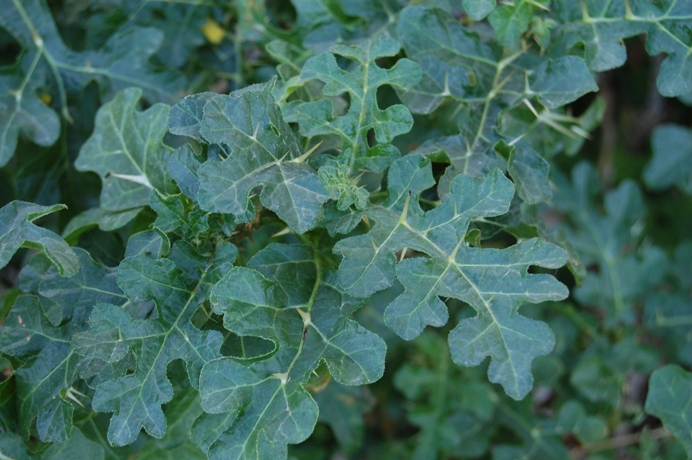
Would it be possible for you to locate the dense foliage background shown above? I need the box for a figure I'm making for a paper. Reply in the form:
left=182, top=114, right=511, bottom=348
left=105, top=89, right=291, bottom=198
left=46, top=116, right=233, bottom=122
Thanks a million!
left=1, top=0, right=691, bottom=459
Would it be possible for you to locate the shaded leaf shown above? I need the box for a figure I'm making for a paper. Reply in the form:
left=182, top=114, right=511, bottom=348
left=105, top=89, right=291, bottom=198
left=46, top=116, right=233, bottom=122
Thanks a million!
left=0, top=201, right=77, bottom=277
left=314, top=382, right=373, bottom=453
left=0, top=0, right=184, bottom=164
left=72, top=243, right=237, bottom=446
left=645, top=365, right=692, bottom=456
left=0, top=67, right=60, bottom=167
left=644, top=124, right=692, bottom=194
left=463, top=0, right=497, bottom=20
left=553, top=0, right=692, bottom=96
left=553, top=163, right=668, bottom=325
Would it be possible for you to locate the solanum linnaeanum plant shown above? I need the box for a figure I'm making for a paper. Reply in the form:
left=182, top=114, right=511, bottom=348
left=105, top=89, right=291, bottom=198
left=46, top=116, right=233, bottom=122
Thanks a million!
left=0, top=0, right=690, bottom=459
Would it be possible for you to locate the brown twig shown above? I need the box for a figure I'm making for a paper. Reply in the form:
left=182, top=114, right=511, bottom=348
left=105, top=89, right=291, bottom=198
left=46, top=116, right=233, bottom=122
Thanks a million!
left=569, top=427, right=671, bottom=459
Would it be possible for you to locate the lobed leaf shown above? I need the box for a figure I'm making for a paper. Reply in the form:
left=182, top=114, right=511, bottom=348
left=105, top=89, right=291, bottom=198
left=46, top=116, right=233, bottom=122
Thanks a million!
left=0, top=201, right=77, bottom=277
left=553, top=0, right=692, bottom=96
left=644, top=124, right=692, bottom=194
left=553, top=163, right=668, bottom=325
left=76, top=88, right=175, bottom=213
left=0, top=248, right=128, bottom=442
left=397, top=6, right=596, bottom=205
left=0, top=0, right=184, bottom=165
left=72, top=243, right=237, bottom=446
left=296, top=38, right=422, bottom=172
left=169, top=85, right=329, bottom=233
left=0, top=68, right=60, bottom=167
left=199, top=243, right=385, bottom=458
left=335, top=154, right=568, bottom=398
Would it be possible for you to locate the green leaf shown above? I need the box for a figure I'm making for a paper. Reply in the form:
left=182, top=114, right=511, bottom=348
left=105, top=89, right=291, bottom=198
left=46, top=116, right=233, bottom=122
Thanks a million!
left=150, top=193, right=209, bottom=238
left=393, top=332, right=495, bottom=460
left=199, top=359, right=318, bottom=460
left=488, top=1, right=533, bottom=47
left=397, top=7, right=595, bottom=204
left=335, top=154, right=568, bottom=399
left=0, top=296, right=82, bottom=442
left=645, top=293, right=692, bottom=366
left=167, top=145, right=203, bottom=201
left=0, top=248, right=128, bottom=442
left=132, top=3, right=209, bottom=69
left=498, top=96, right=606, bottom=158
left=554, top=401, right=607, bottom=444
left=493, top=399, right=569, bottom=460
left=0, top=428, right=105, bottom=460
left=0, top=0, right=184, bottom=164
left=75, top=88, right=175, bottom=212
left=554, top=0, right=692, bottom=96
left=645, top=365, right=692, bottom=456
left=395, top=56, right=470, bottom=115
left=168, top=92, right=213, bottom=142
left=530, top=56, right=598, bottom=109
left=191, top=412, right=238, bottom=456
left=38, top=248, right=126, bottom=326
left=0, top=200, right=78, bottom=277
left=318, top=160, right=369, bottom=211
left=124, top=229, right=171, bottom=259
left=0, top=66, right=61, bottom=167
left=72, top=243, right=237, bottom=446
left=463, top=0, right=497, bottom=20
left=571, top=339, right=658, bottom=406
left=553, top=163, right=668, bottom=325
left=495, top=140, right=552, bottom=204
left=0, top=0, right=184, bottom=102
left=136, top=390, right=206, bottom=460
left=199, top=243, right=385, bottom=458
left=644, top=124, right=692, bottom=194
left=170, top=85, right=330, bottom=233
left=314, top=382, right=373, bottom=453
left=296, top=38, right=422, bottom=172
left=40, top=427, right=106, bottom=460
left=62, top=208, right=144, bottom=242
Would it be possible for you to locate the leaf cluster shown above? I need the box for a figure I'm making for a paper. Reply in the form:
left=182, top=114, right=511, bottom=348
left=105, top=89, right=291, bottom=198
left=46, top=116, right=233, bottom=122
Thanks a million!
left=1, top=1, right=691, bottom=459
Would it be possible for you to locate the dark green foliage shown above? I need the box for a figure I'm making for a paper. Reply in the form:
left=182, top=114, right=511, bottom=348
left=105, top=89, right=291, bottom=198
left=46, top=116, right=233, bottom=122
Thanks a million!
left=0, top=1, right=690, bottom=459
